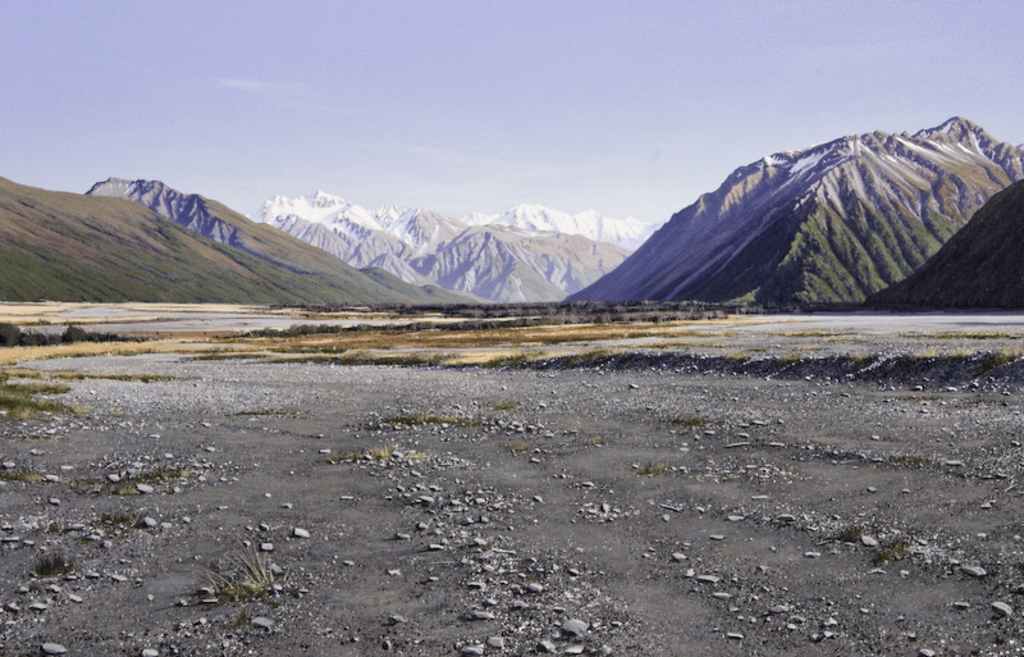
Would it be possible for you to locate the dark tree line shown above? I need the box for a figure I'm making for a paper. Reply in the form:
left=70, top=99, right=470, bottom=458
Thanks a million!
left=0, top=323, right=125, bottom=348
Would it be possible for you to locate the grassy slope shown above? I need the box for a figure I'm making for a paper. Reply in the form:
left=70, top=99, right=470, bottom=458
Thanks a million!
left=0, top=177, right=465, bottom=304
left=868, top=181, right=1024, bottom=308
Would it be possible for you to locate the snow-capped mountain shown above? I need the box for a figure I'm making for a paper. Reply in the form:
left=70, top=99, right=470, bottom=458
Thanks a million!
left=570, top=117, right=1024, bottom=305
left=249, top=195, right=640, bottom=302
left=463, top=204, right=658, bottom=251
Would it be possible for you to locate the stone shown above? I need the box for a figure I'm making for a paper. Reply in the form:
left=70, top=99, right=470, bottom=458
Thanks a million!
left=252, top=616, right=274, bottom=629
left=142, top=650, right=159, bottom=657
left=861, top=535, right=879, bottom=547
left=292, top=527, right=310, bottom=539
left=991, top=601, right=1013, bottom=617
left=41, top=644, right=68, bottom=655
left=136, top=483, right=154, bottom=494
left=562, top=618, right=588, bottom=638
left=486, top=636, right=505, bottom=648
left=961, top=565, right=986, bottom=577
left=461, top=646, right=485, bottom=656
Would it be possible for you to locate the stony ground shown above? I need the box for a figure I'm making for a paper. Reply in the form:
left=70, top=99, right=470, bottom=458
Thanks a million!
left=2, top=348, right=1024, bottom=656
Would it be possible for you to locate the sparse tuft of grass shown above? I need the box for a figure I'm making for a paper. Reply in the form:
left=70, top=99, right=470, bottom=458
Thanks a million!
left=227, top=607, right=253, bottom=629
left=366, top=444, right=395, bottom=461
left=203, top=543, right=279, bottom=602
left=31, top=552, right=75, bottom=578
left=505, top=441, right=532, bottom=454
left=560, top=349, right=616, bottom=368
left=672, top=415, right=712, bottom=428
left=364, top=413, right=477, bottom=430
left=0, top=370, right=75, bottom=420
left=0, top=468, right=44, bottom=483
left=871, top=540, right=911, bottom=565
left=133, top=467, right=190, bottom=485
left=637, top=462, right=669, bottom=476
left=233, top=408, right=298, bottom=417
left=492, top=400, right=520, bottom=411
left=102, top=510, right=145, bottom=528
left=836, top=525, right=864, bottom=543
left=883, top=455, right=930, bottom=469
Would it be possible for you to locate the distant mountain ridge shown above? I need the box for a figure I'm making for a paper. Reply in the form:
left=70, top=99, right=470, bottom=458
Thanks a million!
left=249, top=193, right=646, bottom=302
left=24, top=177, right=464, bottom=305
left=570, top=117, right=1024, bottom=305
left=869, top=180, right=1024, bottom=308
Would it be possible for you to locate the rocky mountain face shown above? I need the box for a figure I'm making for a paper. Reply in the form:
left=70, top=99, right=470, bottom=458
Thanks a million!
left=66, top=178, right=466, bottom=305
left=869, top=180, right=1024, bottom=308
left=569, top=117, right=1024, bottom=305
left=88, top=178, right=248, bottom=248
left=250, top=193, right=637, bottom=302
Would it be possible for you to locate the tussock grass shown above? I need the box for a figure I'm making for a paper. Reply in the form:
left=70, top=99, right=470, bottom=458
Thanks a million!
left=505, top=441, right=532, bottom=454
left=836, top=525, right=864, bottom=543
left=492, top=401, right=520, bottom=411
left=0, top=468, right=44, bottom=484
left=671, top=415, right=713, bottom=428
left=0, top=372, right=75, bottom=420
left=102, top=510, right=145, bottom=528
left=637, top=462, right=669, bottom=476
left=871, top=540, right=911, bottom=565
left=0, top=341, right=165, bottom=366
left=364, top=413, right=477, bottom=430
left=203, top=543, right=279, bottom=602
left=31, top=552, right=75, bottom=578
left=366, top=444, right=395, bottom=461
left=233, top=408, right=297, bottom=417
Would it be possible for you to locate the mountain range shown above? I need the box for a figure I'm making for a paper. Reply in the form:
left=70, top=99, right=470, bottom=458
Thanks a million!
left=249, top=194, right=654, bottom=302
left=0, top=176, right=463, bottom=305
left=868, top=179, right=1024, bottom=308
left=570, top=117, right=1024, bottom=305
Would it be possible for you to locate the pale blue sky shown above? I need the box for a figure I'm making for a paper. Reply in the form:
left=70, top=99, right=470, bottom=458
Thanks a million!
left=1, top=0, right=1021, bottom=223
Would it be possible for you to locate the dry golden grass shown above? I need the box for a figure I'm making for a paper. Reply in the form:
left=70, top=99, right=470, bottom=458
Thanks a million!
left=0, top=341, right=179, bottom=366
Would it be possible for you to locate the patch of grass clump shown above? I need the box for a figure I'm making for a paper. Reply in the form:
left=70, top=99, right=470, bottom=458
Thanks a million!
left=364, top=413, right=477, bottom=430
left=101, top=510, right=145, bottom=528
left=560, top=349, right=615, bottom=368
left=883, top=455, right=930, bottom=469
left=672, top=415, right=712, bottom=428
left=0, top=468, right=44, bottom=484
left=637, top=462, right=669, bottom=476
left=492, top=400, right=520, bottom=411
left=134, top=468, right=190, bottom=485
left=31, top=552, right=75, bottom=578
left=0, top=371, right=74, bottom=420
left=366, top=444, right=395, bottom=461
left=871, top=540, right=911, bottom=565
left=203, top=543, right=279, bottom=602
left=505, top=441, right=532, bottom=454
left=233, top=408, right=298, bottom=417
left=836, top=525, right=864, bottom=543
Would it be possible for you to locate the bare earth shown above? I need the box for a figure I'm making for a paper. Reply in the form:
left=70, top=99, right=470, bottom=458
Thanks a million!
left=3, top=311, right=1024, bottom=656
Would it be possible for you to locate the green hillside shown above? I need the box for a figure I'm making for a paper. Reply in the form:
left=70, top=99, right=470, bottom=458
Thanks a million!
left=0, top=177, right=464, bottom=304
left=868, top=181, right=1024, bottom=308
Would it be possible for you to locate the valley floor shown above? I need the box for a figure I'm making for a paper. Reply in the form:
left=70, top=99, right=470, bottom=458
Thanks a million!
left=1, top=311, right=1024, bottom=655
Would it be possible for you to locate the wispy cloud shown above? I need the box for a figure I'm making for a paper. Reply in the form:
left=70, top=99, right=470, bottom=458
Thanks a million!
left=218, top=78, right=306, bottom=95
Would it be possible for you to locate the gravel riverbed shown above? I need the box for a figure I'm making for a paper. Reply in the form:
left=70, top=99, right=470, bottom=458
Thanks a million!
left=2, top=350, right=1024, bottom=656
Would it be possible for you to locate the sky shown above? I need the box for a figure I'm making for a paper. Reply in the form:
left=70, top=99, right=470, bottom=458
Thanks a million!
left=1, top=0, right=1022, bottom=225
